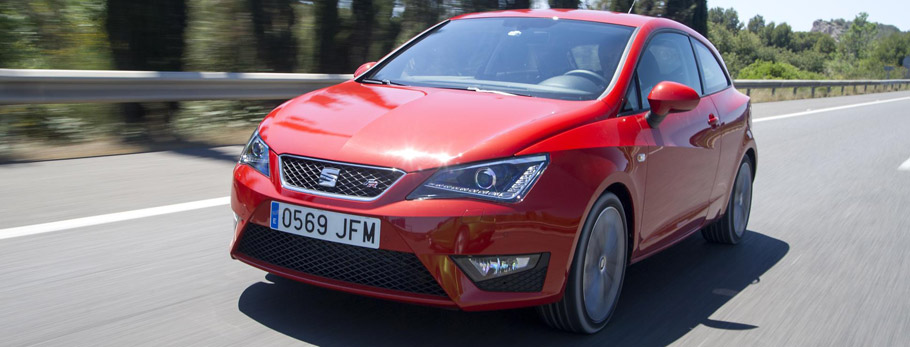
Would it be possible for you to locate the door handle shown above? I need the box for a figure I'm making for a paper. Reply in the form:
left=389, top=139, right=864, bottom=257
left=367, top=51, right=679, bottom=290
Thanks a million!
left=708, top=114, right=720, bottom=128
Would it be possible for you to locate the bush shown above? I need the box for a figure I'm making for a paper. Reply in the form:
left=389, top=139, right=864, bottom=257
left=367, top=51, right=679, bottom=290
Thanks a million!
left=738, top=61, right=823, bottom=80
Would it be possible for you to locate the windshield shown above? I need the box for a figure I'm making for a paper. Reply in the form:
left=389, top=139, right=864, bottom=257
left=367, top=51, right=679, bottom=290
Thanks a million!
left=364, top=18, right=635, bottom=101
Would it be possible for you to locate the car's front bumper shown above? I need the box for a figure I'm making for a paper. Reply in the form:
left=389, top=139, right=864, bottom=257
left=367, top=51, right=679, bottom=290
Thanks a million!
left=229, top=152, right=594, bottom=311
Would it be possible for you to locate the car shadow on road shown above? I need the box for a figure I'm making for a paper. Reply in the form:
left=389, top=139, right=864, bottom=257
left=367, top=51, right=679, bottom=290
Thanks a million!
left=238, top=230, right=788, bottom=346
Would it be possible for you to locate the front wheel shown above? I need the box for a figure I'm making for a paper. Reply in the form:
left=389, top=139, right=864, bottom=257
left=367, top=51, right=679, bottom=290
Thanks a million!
left=702, top=158, right=753, bottom=244
left=537, top=193, right=628, bottom=334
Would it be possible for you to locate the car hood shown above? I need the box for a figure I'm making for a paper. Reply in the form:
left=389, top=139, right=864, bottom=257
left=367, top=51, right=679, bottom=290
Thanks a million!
left=259, top=81, right=606, bottom=172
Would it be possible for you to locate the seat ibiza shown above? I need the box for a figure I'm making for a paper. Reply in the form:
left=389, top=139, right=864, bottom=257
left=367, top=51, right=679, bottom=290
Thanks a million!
left=230, top=9, right=756, bottom=333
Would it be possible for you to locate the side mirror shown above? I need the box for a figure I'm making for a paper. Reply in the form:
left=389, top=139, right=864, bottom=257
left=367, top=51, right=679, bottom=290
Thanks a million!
left=354, top=61, right=377, bottom=78
left=646, top=81, right=700, bottom=128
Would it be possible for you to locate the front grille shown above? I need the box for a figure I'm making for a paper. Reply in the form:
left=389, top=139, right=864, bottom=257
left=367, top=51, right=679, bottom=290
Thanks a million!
left=472, top=253, right=549, bottom=292
left=236, top=223, right=448, bottom=297
left=280, top=155, right=404, bottom=200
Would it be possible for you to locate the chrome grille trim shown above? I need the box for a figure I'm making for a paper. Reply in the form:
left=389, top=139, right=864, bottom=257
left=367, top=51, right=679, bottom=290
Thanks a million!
left=278, top=154, right=406, bottom=201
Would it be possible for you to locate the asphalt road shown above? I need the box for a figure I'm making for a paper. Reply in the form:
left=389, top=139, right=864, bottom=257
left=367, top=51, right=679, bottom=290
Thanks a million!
left=1, top=90, right=909, bottom=346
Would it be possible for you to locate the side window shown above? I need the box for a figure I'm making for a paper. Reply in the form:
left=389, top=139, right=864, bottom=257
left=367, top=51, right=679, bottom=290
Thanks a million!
left=622, top=72, right=641, bottom=112
left=692, top=40, right=730, bottom=95
left=636, top=33, right=701, bottom=109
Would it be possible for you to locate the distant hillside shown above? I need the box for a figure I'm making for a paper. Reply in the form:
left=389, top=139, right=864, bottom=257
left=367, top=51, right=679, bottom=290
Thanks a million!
left=811, top=19, right=901, bottom=41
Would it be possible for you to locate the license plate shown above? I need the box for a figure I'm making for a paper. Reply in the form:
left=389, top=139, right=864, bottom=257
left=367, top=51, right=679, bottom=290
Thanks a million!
left=269, top=201, right=380, bottom=249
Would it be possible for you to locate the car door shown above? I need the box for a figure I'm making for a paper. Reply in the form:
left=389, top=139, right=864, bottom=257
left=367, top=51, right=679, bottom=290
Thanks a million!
left=632, top=32, right=722, bottom=252
left=690, top=38, right=751, bottom=221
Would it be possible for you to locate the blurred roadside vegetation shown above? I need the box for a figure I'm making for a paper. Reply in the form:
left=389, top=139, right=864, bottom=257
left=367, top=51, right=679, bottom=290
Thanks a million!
left=0, top=1, right=908, bottom=160
left=706, top=8, right=910, bottom=80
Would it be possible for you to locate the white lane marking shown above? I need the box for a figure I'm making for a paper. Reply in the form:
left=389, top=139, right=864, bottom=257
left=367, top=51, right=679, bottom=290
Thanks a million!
left=754, top=96, right=910, bottom=123
left=900, top=157, right=910, bottom=171
left=0, top=197, right=230, bottom=240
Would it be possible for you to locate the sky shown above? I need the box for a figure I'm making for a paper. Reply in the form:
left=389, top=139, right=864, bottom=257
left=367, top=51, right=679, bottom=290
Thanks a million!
left=554, top=0, right=908, bottom=32
left=705, top=0, right=908, bottom=32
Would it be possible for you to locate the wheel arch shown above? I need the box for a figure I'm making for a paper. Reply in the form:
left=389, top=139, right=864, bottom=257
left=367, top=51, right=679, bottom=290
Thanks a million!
left=744, top=147, right=757, bottom=180
left=604, top=182, right=635, bottom=261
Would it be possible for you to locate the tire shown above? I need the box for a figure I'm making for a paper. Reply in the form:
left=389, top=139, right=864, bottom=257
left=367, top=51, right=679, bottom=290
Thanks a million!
left=537, top=192, right=628, bottom=334
left=702, top=158, right=753, bottom=244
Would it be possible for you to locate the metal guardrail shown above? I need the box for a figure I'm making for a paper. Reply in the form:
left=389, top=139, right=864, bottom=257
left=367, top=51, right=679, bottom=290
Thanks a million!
left=734, top=79, right=910, bottom=97
left=0, top=69, right=352, bottom=105
left=1, top=69, right=909, bottom=105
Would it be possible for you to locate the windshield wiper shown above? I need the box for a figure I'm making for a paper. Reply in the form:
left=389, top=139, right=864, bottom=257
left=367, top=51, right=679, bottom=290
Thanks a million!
left=361, top=78, right=406, bottom=86
left=464, top=87, right=531, bottom=97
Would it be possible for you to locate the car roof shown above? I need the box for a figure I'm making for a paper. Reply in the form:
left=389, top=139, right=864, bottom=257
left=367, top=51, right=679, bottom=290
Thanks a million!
left=451, top=9, right=658, bottom=28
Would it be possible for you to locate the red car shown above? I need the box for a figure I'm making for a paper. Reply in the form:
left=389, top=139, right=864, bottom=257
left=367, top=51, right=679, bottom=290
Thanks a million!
left=230, top=9, right=756, bottom=333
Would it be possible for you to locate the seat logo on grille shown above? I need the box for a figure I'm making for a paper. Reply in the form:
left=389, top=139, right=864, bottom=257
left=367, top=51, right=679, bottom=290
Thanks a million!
left=364, top=179, right=379, bottom=188
left=318, top=167, right=341, bottom=187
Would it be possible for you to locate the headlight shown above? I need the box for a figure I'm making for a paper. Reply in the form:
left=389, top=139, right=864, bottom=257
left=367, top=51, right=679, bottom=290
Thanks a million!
left=407, top=155, right=548, bottom=203
left=239, top=130, right=270, bottom=177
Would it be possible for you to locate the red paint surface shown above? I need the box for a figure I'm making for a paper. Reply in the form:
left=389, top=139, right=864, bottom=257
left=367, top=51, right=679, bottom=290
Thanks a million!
left=231, top=9, right=756, bottom=310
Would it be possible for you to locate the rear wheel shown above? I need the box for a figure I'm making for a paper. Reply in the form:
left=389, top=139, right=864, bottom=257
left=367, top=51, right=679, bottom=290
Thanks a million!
left=537, top=193, right=628, bottom=334
left=702, top=158, right=753, bottom=244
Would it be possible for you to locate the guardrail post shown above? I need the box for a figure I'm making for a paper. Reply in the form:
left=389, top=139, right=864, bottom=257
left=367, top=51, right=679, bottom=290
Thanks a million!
left=746, top=88, right=751, bottom=96
left=771, top=87, right=776, bottom=96
left=841, top=86, right=845, bottom=95
left=864, top=84, right=868, bottom=92
left=811, top=87, right=816, bottom=98
left=793, top=87, right=798, bottom=95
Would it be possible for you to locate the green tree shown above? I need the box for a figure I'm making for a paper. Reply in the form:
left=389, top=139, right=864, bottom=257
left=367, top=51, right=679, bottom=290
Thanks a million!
left=504, top=0, right=531, bottom=9
left=813, top=35, right=836, bottom=54
left=769, top=22, right=791, bottom=48
left=106, top=0, right=187, bottom=72
left=548, top=0, right=580, bottom=9
left=0, top=3, right=28, bottom=67
left=629, top=0, right=665, bottom=17
left=548, top=0, right=579, bottom=9
left=606, top=0, right=635, bottom=12
left=106, top=0, right=187, bottom=126
left=185, top=0, right=259, bottom=72
left=872, top=32, right=910, bottom=68
left=314, top=0, right=341, bottom=72
left=398, top=0, right=444, bottom=45
left=746, top=14, right=764, bottom=33
left=463, top=0, right=529, bottom=14
left=758, top=21, right=775, bottom=46
left=371, top=0, right=402, bottom=62
left=349, top=0, right=376, bottom=69
left=690, top=0, right=708, bottom=36
left=709, top=7, right=741, bottom=32
left=840, top=12, right=878, bottom=59
left=247, top=0, right=298, bottom=72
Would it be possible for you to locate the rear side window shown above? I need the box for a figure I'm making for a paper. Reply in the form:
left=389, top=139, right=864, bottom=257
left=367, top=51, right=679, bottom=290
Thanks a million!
left=636, top=32, right=701, bottom=109
left=692, top=40, right=730, bottom=95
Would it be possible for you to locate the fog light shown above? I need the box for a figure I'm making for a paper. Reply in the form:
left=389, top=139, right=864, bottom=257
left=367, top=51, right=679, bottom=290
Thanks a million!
left=453, top=254, right=541, bottom=282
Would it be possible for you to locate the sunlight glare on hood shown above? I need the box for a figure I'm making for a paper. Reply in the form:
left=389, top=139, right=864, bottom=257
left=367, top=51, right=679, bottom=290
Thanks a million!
left=385, top=148, right=462, bottom=164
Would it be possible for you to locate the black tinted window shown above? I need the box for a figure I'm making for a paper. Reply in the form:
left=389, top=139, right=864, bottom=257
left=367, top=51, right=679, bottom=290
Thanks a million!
left=636, top=33, right=701, bottom=109
left=693, top=40, right=729, bottom=95
left=622, top=72, right=640, bottom=112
